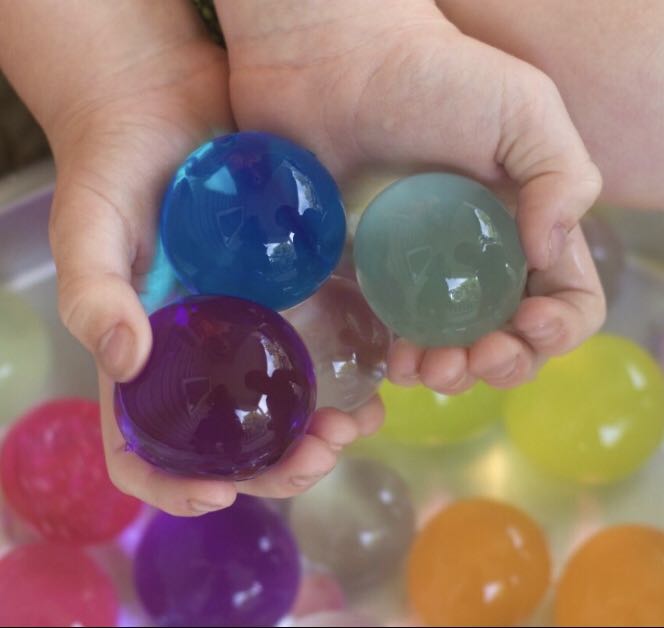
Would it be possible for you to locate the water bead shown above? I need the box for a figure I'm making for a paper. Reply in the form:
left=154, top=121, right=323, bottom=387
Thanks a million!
left=354, top=173, right=526, bottom=347
left=555, top=525, right=664, bottom=627
left=292, top=611, right=380, bottom=627
left=0, top=398, right=141, bottom=544
left=580, top=211, right=625, bottom=305
left=341, top=170, right=401, bottom=235
left=407, top=498, right=551, bottom=627
left=0, top=288, right=50, bottom=424
left=134, top=496, right=300, bottom=627
left=650, top=322, right=664, bottom=367
left=289, top=457, right=415, bottom=591
left=378, top=379, right=504, bottom=446
left=0, top=542, right=118, bottom=627
left=505, top=334, right=664, bottom=484
left=160, top=131, right=346, bottom=310
left=291, top=570, right=346, bottom=618
left=115, top=296, right=316, bottom=479
left=284, top=276, right=391, bottom=411
left=139, top=237, right=188, bottom=314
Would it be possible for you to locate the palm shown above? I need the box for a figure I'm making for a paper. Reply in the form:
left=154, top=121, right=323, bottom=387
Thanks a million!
left=54, top=39, right=231, bottom=285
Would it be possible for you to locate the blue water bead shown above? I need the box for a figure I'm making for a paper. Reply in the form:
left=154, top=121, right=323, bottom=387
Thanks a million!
left=139, top=237, right=188, bottom=314
left=160, top=132, right=347, bottom=310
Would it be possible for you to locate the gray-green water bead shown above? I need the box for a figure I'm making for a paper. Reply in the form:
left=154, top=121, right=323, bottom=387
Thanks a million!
left=353, top=173, right=527, bottom=347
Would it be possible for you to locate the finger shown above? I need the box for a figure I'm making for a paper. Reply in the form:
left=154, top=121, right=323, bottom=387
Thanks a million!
left=468, top=331, right=536, bottom=388
left=50, top=178, right=152, bottom=382
left=498, top=68, right=602, bottom=270
left=351, top=394, right=385, bottom=437
left=419, top=346, right=476, bottom=394
left=307, top=407, right=360, bottom=451
left=387, top=338, right=425, bottom=386
left=512, top=224, right=606, bottom=355
left=98, top=374, right=237, bottom=516
left=238, top=433, right=338, bottom=499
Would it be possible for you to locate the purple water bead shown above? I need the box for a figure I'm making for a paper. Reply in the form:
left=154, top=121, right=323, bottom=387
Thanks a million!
left=114, top=296, right=316, bottom=479
left=135, top=495, right=301, bottom=627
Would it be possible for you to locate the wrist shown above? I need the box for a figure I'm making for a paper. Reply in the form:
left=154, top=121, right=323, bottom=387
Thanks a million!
left=1, top=1, right=209, bottom=138
left=215, top=0, right=439, bottom=67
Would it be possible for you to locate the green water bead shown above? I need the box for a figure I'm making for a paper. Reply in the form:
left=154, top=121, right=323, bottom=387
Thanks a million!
left=379, top=380, right=505, bottom=446
left=353, top=173, right=527, bottom=347
left=0, top=289, right=51, bottom=424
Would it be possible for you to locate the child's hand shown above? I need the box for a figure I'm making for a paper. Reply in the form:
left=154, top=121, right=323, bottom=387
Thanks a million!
left=218, top=0, right=606, bottom=391
left=0, top=1, right=382, bottom=515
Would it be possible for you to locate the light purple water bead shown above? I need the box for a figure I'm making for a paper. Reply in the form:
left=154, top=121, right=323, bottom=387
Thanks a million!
left=134, top=496, right=301, bottom=627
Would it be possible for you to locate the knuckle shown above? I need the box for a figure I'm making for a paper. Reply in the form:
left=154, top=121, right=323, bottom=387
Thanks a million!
left=57, top=275, right=91, bottom=339
left=107, top=464, right=132, bottom=498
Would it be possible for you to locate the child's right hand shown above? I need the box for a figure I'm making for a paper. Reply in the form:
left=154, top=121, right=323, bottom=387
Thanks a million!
left=1, top=1, right=382, bottom=516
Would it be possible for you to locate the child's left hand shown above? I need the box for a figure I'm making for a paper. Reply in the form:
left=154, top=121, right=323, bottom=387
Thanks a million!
left=217, top=0, right=607, bottom=393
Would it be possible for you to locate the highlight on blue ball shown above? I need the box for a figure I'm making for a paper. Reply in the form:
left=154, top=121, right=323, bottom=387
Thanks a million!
left=160, top=131, right=347, bottom=311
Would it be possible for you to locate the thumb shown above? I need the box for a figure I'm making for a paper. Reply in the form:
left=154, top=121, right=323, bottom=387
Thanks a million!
left=497, top=69, right=602, bottom=270
left=49, top=178, right=152, bottom=382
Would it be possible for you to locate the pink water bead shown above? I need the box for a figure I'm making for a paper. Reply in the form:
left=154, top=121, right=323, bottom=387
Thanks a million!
left=0, top=542, right=119, bottom=626
left=292, top=570, right=346, bottom=617
left=0, top=398, right=141, bottom=544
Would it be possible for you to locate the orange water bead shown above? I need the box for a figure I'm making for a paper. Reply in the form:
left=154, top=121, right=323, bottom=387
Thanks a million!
left=556, top=525, right=664, bottom=627
left=408, top=498, right=551, bottom=627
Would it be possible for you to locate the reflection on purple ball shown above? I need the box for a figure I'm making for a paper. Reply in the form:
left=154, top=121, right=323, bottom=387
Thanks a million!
left=135, top=496, right=301, bottom=627
left=115, top=296, right=316, bottom=479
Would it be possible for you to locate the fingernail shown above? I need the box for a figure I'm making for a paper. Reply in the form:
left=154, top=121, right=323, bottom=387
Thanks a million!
left=188, top=499, right=226, bottom=514
left=399, top=372, right=420, bottom=386
left=441, top=370, right=466, bottom=390
left=484, top=356, right=518, bottom=380
left=524, top=319, right=563, bottom=342
left=98, top=324, right=134, bottom=380
left=290, top=472, right=325, bottom=488
left=548, top=224, right=568, bottom=266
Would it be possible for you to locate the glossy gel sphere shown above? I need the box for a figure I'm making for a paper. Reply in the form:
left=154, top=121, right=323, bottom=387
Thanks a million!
left=653, top=324, right=664, bottom=368
left=341, top=170, right=400, bottom=235
left=0, top=543, right=118, bottom=627
left=0, top=398, right=141, bottom=544
left=160, top=131, right=346, bottom=310
left=289, top=457, right=415, bottom=591
left=134, top=496, right=300, bottom=627
left=139, top=237, right=188, bottom=314
left=115, top=296, right=316, bottom=479
left=581, top=212, right=624, bottom=305
left=0, top=288, right=50, bottom=424
left=505, top=334, right=664, bottom=484
left=556, top=525, right=664, bottom=627
left=354, top=173, right=526, bottom=347
left=292, top=611, right=379, bottom=627
left=284, top=276, right=391, bottom=411
left=408, top=499, right=551, bottom=627
left=379, top=380, right=504, bottom=445
left=292, top=571, right=346, bottom=618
